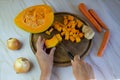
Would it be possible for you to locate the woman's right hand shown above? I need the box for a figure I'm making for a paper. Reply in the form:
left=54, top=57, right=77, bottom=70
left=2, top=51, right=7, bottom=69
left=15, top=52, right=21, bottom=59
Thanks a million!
left=71, top=55, right=95, bottom=80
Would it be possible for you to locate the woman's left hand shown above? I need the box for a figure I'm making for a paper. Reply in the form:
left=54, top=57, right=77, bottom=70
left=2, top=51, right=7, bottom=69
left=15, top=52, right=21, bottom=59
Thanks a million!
left=35, top=36, right=56, bottom=80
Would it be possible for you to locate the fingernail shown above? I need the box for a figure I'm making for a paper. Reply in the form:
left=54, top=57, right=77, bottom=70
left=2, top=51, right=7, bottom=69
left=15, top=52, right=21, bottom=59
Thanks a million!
left=78, top=56, right=80, bottom=60
left=71, top=60, right=73, bottom=63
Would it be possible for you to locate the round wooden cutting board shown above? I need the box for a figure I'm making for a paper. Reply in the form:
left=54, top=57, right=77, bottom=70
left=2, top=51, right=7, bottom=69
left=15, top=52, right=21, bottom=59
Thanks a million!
left=30, top=12, right=93, bottom=67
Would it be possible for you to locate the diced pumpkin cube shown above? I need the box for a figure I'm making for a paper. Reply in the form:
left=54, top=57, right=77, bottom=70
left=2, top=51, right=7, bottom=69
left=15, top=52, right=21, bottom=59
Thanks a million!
left=64, top=19, right=68, bottom=25
left=65, top=34, right=69, bottom=40
left=79, top=33, right=84, bottom=38
left=64, top=16, right=67, bottom=19
left=67, top=22, right=72, bottom=27
left=75, top=30, right=79, bottom=35
left=45, top=28, right=54, bottom=35
left=57, top=27, right=62, bottom=32
left=68, top=15, right=74, bottom=21
left=70, top=32, right=73, bottom=35
left=61, top=31, right=65, bottom=36
left=65, top=31, right=69, bottom=36
left=54, top=24, right=62, bottom=32
left=45, top=31, right=50, bottom=35
left=73, top=34, right=77, bottom=38
left=54, top=24, right=59, bottom=29
left=65, top=31, right=69, bottom=40
left=71, top=28, right=76, bottom=33
left=76, top=37, right=81, bottom=43
left=67, top=21, right=75, bottom=28
left=71, top=24, right=76, bottom=28
left=76, top=19, right=83, bottom=28
left=62, top=27, right=67, bottom=32
left=55, top=34, right=62, bottom=42
left=67, top=28, right=72, bottom=32
left=70, top=36, right=75, bottom=42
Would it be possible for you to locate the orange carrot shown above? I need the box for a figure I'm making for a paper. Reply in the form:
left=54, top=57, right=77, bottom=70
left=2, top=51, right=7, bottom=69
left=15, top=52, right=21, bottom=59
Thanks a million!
left=97, top=30, right=110, bottom=57
left=89, top=9, right=108, bottom=30
left=78, top=3, right=102, bottom=32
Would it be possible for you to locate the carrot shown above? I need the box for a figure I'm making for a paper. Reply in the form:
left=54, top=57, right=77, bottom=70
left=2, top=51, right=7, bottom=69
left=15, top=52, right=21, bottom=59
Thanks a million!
left=97, top=30, right=110, bottom=57
left=88, top=9, right=108, bottom=30
left=78, top=3, right=102, bottom=32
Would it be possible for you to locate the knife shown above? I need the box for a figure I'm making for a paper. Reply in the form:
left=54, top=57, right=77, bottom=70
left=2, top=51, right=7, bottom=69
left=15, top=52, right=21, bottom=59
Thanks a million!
left=60, top=42, right=74, bottom=60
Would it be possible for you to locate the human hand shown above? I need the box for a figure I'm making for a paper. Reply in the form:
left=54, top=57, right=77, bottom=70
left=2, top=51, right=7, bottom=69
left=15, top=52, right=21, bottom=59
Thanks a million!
left=71, top=55, right=95, bottom=80
left=35, top=36, right=56, bottom=80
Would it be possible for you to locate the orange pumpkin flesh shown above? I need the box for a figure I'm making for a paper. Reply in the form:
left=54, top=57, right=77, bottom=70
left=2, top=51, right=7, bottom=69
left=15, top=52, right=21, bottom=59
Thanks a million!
left=14, top=5, right=54, bottom=33
left=45, top=34, right=62, bottom=48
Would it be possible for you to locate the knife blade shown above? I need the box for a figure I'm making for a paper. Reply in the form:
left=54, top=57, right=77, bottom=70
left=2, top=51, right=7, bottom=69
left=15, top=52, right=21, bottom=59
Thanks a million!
left=60, top=42, right=74, bottom=60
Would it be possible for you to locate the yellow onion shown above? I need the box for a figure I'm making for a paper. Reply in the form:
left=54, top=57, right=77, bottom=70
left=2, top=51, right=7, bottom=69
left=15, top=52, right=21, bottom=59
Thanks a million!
left=7, top=38, right=21, bottom=50
left=14, top=57, right=31, bottom=73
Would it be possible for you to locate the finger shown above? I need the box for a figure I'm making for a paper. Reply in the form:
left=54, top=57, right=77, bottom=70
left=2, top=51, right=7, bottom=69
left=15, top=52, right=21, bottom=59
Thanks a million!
left=86, top=63, right=91, bottom=67
left=36, top=36, right=42, bottom=49
left=71, top=60, right=74, bottom=63
left=44, top=47, right=46, bottom=52
left=71, top=60, right=76, bottom=66
left=71, top=60, right=74, bottom=64
left=74, top=55, right=80, bottom=62
left=41, top=39, right=45, bottom=49
left=86, top=63, right=93, bottom=72
left=85, top=63, right=95, bottom=79
left=49, top=47, right=56, bottom=57
left=37, top=36, right=42, bottom=44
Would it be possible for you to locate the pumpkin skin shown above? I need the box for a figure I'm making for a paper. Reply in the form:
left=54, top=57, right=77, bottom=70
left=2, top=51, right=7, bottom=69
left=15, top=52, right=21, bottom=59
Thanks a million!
left=14, top=5, right=54, bottom=33
left=45, top=34, right=62, bottom=48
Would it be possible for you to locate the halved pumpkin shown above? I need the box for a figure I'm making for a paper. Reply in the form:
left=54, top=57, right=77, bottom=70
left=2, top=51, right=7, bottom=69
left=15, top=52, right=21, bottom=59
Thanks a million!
left=14, top=5, right=54, bottom=33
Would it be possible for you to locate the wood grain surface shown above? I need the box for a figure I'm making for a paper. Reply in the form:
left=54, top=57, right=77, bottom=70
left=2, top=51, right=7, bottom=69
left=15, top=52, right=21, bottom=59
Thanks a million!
left=30, top=12, right=93, bottom=66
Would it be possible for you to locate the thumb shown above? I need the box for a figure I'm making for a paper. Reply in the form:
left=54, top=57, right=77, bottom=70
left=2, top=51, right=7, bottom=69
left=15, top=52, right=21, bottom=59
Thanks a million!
left=74, top=55, right=80, bottom=61
left=71, top=55, right=80, bottom=65
left=71, top=60, right=74, bottom=65
left=49, top=47, right=56, bottom=57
